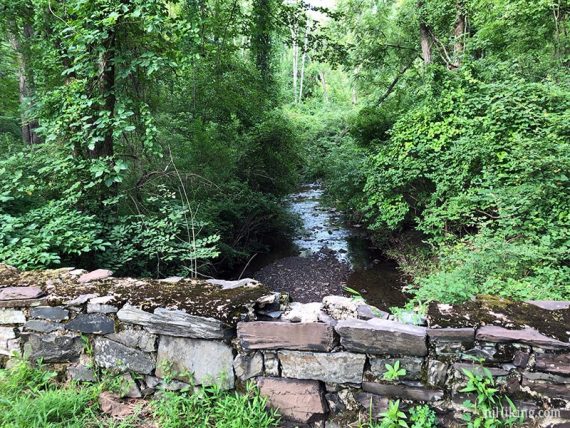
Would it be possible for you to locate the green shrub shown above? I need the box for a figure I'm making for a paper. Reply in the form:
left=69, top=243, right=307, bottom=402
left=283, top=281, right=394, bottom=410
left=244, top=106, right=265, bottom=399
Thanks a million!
left=363, top=73, right=570, bottom=302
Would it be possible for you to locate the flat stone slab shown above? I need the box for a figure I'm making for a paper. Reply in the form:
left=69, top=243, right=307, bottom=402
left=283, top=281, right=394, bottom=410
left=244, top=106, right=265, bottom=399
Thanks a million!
left=0, top=286, right=44, bottom=300
left=526, top=301, right=570, bottom=311
left=278, top=351, right=366, bottom=384
left=535, top=353, right=570, bottom=375
left=453, top=362, right=509, bottom=378
left=237, top=321, right=336, bottom=352
left=335, top=318, right=428, bottom=356
left=24, top=320, right=63, bottom=333
left=87, top=303, right=118, bottom=314
left=521, top=376, right=570, bottom=399
left=156, top=336, right=234, bottom=389
left=476, top=326, right=570, bottom=349
left=0, top=297, right=47, bottom=308
left=78, top=269, right=113, bottom=283
left=428, top=327, right=475, bottom=342
left=94, top=337, right=155, bottom=374
left=117, top=304, right=230, bottom=340
left=257, top=377, right=326, bottom=424
left=65, top=313, right=115, bottom=334
left=23, top=332, right=82, bottom=362
left=362, top=382, right=443, bottom=402
left=0, top=309, right=26, bottom=324
left=31, top=306, right=69, bottom=321
left=206, top=278, right=259, bottom=290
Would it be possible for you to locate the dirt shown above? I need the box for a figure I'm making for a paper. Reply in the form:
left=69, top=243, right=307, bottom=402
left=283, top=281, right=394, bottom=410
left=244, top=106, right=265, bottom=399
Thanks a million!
left=252, top=249, right=351, bottom=303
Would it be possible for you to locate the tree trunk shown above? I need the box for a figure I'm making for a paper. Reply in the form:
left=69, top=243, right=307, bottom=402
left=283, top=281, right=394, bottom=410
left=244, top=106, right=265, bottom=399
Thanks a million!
left=318, top=70, right=328, bottom=102
left=91, top=33, right=116, bottom=158
left=453, top=0, right=466, bottom=67
left=291, top=25, right=298, bottom=103
left=298, top=12, right=311, bottom=102
left=418, top=1, right=432, bottom=65
left=420, top=22, right=432, bottom=65
left=8, top=24, right=41, bottom=145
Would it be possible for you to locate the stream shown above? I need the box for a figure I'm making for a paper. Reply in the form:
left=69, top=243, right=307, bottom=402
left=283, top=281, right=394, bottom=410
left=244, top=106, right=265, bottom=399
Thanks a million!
left=250, top=183, right=408, bottom=311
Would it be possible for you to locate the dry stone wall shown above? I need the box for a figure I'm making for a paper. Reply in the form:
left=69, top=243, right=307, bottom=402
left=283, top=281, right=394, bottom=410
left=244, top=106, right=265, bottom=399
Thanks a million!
left=1, top=265, right=570, bottom=427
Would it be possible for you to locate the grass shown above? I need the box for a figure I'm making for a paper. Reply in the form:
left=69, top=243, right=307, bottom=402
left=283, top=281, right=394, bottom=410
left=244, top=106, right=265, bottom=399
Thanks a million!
left=0, top=359, right=280, bottom=428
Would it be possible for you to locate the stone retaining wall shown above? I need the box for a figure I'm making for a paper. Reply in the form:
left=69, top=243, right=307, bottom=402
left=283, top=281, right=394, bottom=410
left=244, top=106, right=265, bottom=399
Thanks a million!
left=1, top=266, right=570, bottom=427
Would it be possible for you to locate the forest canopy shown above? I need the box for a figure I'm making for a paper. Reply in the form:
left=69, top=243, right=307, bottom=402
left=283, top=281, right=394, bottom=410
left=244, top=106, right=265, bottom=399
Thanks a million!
left=0, top=0, right=568, bottom=304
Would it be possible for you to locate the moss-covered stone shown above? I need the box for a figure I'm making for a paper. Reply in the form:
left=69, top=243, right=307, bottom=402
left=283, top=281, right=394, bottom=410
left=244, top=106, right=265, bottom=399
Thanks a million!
left=428, top=295, right=570, bottom=342
left=0, top=265, right=270, bottom=325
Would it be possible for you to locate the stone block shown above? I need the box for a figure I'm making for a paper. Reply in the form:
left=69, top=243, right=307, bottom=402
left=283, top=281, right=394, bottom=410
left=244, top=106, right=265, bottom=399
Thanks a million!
left=336, top=318, right=427, bottom=356
left=279, top=350, right=365, bottom=384
left=322, top=295, right=358, bottom=320
left=362, top=382, right=443, bottom=402
left=65, top=313, right=115, bottom=334
left=67, top=365, right=96, bottom=382
left=476, top=326, right=570, bottom=349
left=94, top=337, right=155, bottom=374
left=257, top=377, right=327, bottom=424
left=0, top=309, right=26, bottom=324
left=237, top=321, right=335, bottom=352
left=233, top=352, right=264, bottom=380
left=117, top=304, right=231, bottom=340
left=427, top=359, right=448, bottom=387
left=106, top=329, right=157, bottom=352
left=31, top=306, right=69, bottom=321
left=156, top=336, right=234, bottom=389
left=23, top=332, right=82, bottom=362
left=368, top=356, right=423, bottom=381
left=283, top=302, right=322, bottom=323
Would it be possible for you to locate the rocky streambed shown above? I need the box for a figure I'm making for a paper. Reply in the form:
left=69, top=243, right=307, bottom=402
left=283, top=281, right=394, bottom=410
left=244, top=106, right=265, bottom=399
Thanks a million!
left=251, top=183, right=408, bottom=310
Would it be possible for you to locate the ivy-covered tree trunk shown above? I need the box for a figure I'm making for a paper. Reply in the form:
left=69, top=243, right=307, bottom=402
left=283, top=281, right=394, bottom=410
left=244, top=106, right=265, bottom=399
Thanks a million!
left=8, top=23, right=41, bottom=145
left=251, top=0, right=274, bottom=88
left=453, top=0, right=466, bottom=67
left=418, top=1, right=432, bottom=65
left=91, top=32, right=116, bottom=158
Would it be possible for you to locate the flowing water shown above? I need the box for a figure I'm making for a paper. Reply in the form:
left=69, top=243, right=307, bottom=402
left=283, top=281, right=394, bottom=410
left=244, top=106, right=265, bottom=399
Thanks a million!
left=251, top=183, right=408, bottom=310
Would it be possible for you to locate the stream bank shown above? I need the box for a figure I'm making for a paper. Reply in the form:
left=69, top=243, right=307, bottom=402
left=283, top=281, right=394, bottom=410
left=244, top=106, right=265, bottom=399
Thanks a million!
left=249, top=183, right=408, bottom=311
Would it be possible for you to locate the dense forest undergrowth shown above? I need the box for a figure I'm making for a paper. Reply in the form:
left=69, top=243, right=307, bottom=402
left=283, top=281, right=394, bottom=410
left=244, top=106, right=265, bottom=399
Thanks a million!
left=0, top=0, right=569, bottom=305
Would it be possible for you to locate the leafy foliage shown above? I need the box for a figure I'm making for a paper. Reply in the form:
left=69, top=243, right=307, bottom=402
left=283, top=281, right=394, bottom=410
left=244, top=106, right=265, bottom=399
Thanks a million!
left=461, top=368, right=522, bottom=427
left=382, top=361, right=407, bottom=382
